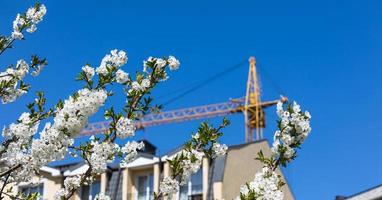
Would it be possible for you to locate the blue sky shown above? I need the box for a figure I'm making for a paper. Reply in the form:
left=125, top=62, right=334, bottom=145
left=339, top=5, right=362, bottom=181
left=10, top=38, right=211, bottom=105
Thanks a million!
left=1, top=0, right=382, bottom=199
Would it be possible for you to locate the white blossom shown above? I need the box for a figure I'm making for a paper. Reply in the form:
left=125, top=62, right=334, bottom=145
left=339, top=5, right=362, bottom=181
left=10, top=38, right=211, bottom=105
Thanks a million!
left=12, top=14, right=25, bottom=39
left=11, top=31, right=23, bottom=39
left=120, top=141, right=144, bottom=167
left=116, top=117, right=135, bottom=138
left=26, top=4, right=47, bottom=24
left=155, top=58, right=167, bottom=68
left=160, top=177, right=179, bottom=196
left=54, top=175, right=81, bottom=198
left=94, top=193, right=111, bottom=200
left=12, top=4, right=47, bottom=39
left=54, top=188, right=66, bottom=199
left=0, top=59, right=31, bottom=104
left=96, top=49, right=127, bottom=75
left=115, top=69, right=129, bottom=84
left=15, top=60, right=29, bottom=78
left=18, top=112, right=31, bottom=124
left=212, top=143, right=228, bottom=157
left=89, top=140, right=119, bottom=174
left=82, top=65, right=95, bottom=80
left=141, top=78, right=150, bottom=88
left=272, top=101, right=311, bottom=159
left=237, top=167, right=284, bottom=200
left=54, top=88, right=107, bottom=136
left=192, top=132, right=200, bottom=140
left=240, top=185, right=250, bottom=196
left=174, top=149, right=204, bottom=183
left=143, top=57, right=154, bottom=72
left=26, top=24, right=37, bottom=33
left=129, top=78, right=151, bottom=93
left=167, top=56, right=180, bottom=70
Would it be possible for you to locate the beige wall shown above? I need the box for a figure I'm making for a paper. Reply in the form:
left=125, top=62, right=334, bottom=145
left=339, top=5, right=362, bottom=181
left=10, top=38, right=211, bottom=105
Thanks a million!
left=41, top=172, right=62, bottom=200
left=221, top=140, right=295, bottom=200
left=212, top=182, right=223, bottom=200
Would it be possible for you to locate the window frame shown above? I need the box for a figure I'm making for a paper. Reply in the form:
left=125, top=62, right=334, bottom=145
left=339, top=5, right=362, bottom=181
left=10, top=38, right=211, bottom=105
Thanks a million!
left=135, top=173, right=154, bottom=200
left=19, top=183, right=44, bottom=200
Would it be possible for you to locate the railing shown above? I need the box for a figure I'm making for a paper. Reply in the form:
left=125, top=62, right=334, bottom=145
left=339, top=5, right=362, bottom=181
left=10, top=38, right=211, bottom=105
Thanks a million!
left=124, top=191, right=203, bottom=200
left=126, top=193, right=154, bottom=200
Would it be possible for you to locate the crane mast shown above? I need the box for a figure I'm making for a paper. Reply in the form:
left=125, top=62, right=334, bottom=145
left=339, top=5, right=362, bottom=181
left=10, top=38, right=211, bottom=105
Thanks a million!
left=244, top=56, right=263, bottom=142
left=80, top=57, right=286, bottom=142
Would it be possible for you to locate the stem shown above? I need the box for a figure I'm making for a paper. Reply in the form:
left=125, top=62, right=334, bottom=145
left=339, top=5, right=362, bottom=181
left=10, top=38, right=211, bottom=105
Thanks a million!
left=272, top=159, right=280, bottom=171
left=63, top=155, right=93, bottom=200
left=154, top=123, right=225, bottom=200
left=0, top=164, right=21, bottom=177
left=0, top=38, right=15, bottom=56
left=0, top=172, right=11, bottom=199
left=1, top=191, right=23, bottom=200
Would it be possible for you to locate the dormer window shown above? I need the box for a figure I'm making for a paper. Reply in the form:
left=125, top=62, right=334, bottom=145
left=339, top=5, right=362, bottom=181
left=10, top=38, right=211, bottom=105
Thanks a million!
left=80, top=180, right=100, bottom=200
left=179, top=168, right=203, bottom=200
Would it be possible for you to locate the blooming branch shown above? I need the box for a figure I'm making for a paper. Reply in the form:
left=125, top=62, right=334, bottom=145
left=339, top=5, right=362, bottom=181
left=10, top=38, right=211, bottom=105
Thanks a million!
left=54, top=52, right=180, bottom=200
left=0, top=3, right=46, bottom=55
left=0, top=3, right=48, bottom=104
left=155, top=119, right=229, bottom=199
left=237, top=101, right=311, bottom=200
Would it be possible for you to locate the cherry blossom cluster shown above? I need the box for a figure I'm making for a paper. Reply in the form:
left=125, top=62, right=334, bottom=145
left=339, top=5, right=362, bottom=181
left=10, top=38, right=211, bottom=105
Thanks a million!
left=11, top=3, right=47, bottom=39
left=159, top=177, right=180, bottom=197
left=237, top=167, right=284, bottom=200
left=54, top=175, right=82, bottom=199
left=96, top=49, right=128, bottom=76
left=120, top=141, right=145, bottom=167
left=4, top=88, right=108, bottom=183
left=54, top=88, right=108, bottom=136
left=86, top=138, right=144, bottom=173
left=0, top=56, right=47, bottom=104
left=177, top=149, right=204, bottom=184
left=0, top=93, right=54, bottom=183
left=272, top=101, right=311, bottom=161
left=212, top=142, right=228, bottom=158
left=1, top=113, right=40, bottom=182
left=88, top=137, right=119, bottom=173
left=116, top=117, right=136, bottom=138
left=143, top=56, right=180, bottom=72
left=237, top=101, right=311, bottom=200
left=156, top=119, right=229, bottom=199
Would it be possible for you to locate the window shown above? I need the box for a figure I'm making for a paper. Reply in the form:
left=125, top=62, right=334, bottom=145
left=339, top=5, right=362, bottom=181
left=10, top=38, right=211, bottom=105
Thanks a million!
left=179, top=169, right=203, bottom=200
left=136, top=174, right=153, bottom=200
left=20, top=184, right=44, bottom=199
left=80, top=180, right=100, bottom=200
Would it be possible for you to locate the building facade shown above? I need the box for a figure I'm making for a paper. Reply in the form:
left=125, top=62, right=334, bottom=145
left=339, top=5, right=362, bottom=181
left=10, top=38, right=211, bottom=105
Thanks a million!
left=6, top=139, right=294, bottom=200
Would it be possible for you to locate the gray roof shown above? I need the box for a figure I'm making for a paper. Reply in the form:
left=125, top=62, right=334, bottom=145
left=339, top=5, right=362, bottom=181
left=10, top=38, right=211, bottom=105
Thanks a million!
left=337, top=184, right=382, bottom=200
left=162, top=139, right=268, bottom=157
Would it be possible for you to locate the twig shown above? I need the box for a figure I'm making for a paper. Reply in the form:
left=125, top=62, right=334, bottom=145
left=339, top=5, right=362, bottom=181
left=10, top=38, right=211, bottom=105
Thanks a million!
left=0, top=172, right=11, bottom=199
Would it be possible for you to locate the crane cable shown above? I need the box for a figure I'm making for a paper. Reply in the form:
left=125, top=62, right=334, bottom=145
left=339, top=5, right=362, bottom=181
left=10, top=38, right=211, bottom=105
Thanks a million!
left=158, top=59, right=286, bottom=107
left=256, top=63, right=286, bottom=96
left=160, top=60, right=248, bottom=106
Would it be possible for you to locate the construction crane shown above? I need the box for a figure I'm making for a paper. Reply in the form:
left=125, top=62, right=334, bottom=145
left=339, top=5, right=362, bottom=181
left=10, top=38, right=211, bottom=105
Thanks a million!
left=80, top=57, right=286, bottom=142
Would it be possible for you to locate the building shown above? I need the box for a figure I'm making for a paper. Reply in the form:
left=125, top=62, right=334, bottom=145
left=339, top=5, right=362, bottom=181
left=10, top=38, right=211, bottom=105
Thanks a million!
left=336, top=184, right=382, bottom=200
left=7, top=139, right=294, bottom=200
